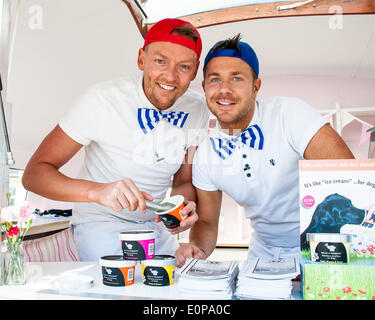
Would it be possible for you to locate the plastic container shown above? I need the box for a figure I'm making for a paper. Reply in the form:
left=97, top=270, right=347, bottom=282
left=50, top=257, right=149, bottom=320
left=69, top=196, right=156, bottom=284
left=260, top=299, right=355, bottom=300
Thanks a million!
left=141, top=255, right=176, bottom=286
left=119, top=230, right=155, bottom=260
left=155, top=195, right=187, bottom=229
left=307, top=233, right=352, bottom=263
left=99, top=255, right=136, bottom=286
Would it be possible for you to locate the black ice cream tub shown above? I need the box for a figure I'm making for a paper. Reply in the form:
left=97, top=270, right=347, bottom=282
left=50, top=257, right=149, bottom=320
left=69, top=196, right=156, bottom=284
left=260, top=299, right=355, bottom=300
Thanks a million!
left=141, top=255, right=176, bottom=286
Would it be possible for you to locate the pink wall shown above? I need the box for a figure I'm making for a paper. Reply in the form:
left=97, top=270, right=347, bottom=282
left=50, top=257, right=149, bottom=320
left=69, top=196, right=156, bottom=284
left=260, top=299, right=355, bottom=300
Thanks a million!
left=257, top=75, right=375, bottom=159
left=258, top=75, right=375, bottom=110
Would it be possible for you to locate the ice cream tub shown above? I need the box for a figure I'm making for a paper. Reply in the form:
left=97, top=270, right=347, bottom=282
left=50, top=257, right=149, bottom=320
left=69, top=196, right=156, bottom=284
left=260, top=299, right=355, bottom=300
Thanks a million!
left=99, top=255, right=136, bottom=287
left=141, top=255, right=176, bottom=286
left=155, top=195, right=187, bottom=229
left=307, top=233, right=352, bottom=263
left=119, top=230, right=155, bottom=260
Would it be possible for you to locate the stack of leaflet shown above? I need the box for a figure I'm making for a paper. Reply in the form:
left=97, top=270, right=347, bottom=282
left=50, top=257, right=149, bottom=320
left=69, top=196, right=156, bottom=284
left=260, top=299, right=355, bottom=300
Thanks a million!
left=235, top=256, right=300, bottom=300
left=178, top=258, right=239, bottom=300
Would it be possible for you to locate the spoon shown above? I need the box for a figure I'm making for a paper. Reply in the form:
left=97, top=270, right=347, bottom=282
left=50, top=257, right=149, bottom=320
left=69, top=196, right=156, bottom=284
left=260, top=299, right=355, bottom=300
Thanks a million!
left=145, top=200, right=175, bottom=212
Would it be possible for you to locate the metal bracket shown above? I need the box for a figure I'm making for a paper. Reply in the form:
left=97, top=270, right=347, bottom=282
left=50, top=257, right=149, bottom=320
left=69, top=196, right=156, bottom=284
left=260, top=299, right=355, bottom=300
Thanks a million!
left=278, top=0, right=315, bottom=11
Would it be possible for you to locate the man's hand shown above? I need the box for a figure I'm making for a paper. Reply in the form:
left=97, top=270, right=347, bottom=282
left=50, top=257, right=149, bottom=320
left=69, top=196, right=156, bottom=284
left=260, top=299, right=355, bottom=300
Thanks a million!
left=88, top=177, right=153, bottom=213
left=155, top=200, right=198, bottom=235
left=175, top=243, right=207, bottom=267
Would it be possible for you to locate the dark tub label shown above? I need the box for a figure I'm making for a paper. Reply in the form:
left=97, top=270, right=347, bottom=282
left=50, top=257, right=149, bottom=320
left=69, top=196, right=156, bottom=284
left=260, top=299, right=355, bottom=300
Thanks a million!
left=314, top=241, right=348, bottom=262
left=101, top=266, right=134, bottom=286
left=159, top=213, right=181, bottom=228
left=142, top=266, right=175, bottom=286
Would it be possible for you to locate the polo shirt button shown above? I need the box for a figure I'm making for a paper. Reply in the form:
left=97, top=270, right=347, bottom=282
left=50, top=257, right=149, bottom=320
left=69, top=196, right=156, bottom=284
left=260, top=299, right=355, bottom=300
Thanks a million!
left=242, top=154, right=247, bottom=158
left=246, top=173, right=251, bottom=178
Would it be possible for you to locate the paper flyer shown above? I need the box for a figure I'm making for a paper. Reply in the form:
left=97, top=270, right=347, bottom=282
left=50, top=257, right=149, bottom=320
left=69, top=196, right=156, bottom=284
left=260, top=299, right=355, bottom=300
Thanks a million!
left=299, top=159, right=375, bottom=260
left=299, top=159, right=375, bottom=300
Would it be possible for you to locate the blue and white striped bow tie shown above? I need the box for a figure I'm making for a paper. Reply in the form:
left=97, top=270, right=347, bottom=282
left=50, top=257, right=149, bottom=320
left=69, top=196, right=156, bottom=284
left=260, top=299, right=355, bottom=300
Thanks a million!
left=209, top=124, right=264, bottom=160
left=137, top=107, right=189, bottom=134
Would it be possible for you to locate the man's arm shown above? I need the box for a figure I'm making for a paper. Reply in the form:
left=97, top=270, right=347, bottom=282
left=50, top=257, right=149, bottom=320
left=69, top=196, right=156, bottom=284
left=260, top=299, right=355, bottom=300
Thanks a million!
left=170, top=146, right=197, bottom=202
left=22, top=125, right=89, bottom=201
left=22, top=125, right=153, bottom=212
left=304, top=123, right=355, bottom=159
left=166, top=146, right=198, bottom=234
left=175, top=188, right=222, bottom=267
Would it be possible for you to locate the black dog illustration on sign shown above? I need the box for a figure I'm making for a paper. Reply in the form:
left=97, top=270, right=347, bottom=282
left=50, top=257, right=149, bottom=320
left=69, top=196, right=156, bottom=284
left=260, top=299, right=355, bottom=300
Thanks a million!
left=300, top=193, right=365, bottom=250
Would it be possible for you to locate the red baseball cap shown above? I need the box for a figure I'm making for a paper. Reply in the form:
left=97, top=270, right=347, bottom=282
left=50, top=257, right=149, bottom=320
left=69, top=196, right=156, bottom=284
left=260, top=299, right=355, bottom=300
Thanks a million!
left=143, top=18, right=202, bottom=60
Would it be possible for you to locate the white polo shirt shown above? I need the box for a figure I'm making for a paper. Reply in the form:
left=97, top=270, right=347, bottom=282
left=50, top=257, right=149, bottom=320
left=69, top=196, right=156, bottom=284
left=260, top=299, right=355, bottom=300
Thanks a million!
left=59, top=74, right=210, bottom=224
left=193, top=96, right=328, bottom=248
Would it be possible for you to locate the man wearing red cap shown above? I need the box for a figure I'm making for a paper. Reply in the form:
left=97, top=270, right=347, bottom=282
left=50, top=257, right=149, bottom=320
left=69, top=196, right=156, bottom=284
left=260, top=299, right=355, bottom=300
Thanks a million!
left=22, top=19, right=209, bottom=261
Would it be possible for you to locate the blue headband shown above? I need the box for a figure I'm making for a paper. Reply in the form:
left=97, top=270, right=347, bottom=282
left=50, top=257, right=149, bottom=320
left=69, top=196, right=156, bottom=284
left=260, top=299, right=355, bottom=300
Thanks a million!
left=203, top=41, right=259, bottom=77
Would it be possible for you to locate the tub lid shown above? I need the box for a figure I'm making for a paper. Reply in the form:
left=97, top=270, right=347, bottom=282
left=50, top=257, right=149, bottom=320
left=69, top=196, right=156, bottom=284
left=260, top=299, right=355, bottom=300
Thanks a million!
left=156, top=195, right=184, bottom=214
left=99, top=255, right=137, bottom=267
left=152, top=255, right=176, bottom=261
left=307, top=233, right=352, bottom=243
left=141, top=255, right=176, bottom=267
left=119, top=230, right=155, bottom=235
left=119, top=230, right=155, bottom=240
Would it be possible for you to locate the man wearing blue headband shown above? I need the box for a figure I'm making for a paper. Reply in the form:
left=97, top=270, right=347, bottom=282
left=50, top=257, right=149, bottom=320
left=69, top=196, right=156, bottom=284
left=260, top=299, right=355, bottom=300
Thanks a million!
left=176, top=34, right=354, bottom=267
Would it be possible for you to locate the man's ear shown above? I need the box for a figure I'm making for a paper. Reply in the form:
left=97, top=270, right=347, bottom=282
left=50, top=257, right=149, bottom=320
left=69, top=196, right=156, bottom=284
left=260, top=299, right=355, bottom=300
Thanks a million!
left=253, top=78, right=261, bottom=96
left=137, top=48, right=145, bottom=71
left=201, top=79, right=205, bottom=92
left=191, top=60, right=200, bottom=81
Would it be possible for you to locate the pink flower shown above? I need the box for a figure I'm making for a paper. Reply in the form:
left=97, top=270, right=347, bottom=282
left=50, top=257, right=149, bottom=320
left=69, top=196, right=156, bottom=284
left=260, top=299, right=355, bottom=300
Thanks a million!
left=7, top=226, right=19, bottom=237
left=19, top=205, right=32, bottom=222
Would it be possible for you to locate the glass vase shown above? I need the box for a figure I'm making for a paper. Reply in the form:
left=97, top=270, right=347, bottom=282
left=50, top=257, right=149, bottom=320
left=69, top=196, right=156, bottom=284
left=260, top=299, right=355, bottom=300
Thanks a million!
left=3, top=241, right=26, bottom=285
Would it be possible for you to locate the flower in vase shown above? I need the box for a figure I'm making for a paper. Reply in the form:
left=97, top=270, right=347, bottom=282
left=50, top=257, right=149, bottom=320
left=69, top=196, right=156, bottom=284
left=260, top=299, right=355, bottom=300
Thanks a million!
left=18, top=204, right=34, bottom=229
left=0, top=203, right=35, bottom=285
left=0, top=203, right=35, bottom=240
left=19, top=204, right=32, bottom=221
left=7, top=226, right=20, bottom=237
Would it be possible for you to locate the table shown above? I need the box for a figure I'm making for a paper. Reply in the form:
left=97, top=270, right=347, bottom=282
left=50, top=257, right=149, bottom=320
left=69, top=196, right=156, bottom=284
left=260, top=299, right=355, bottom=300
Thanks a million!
left=26, top=216, right=70, bottom=238
left=0, top=262, right=180, bottom=300
left=0, top=261, right=302, bottom=300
